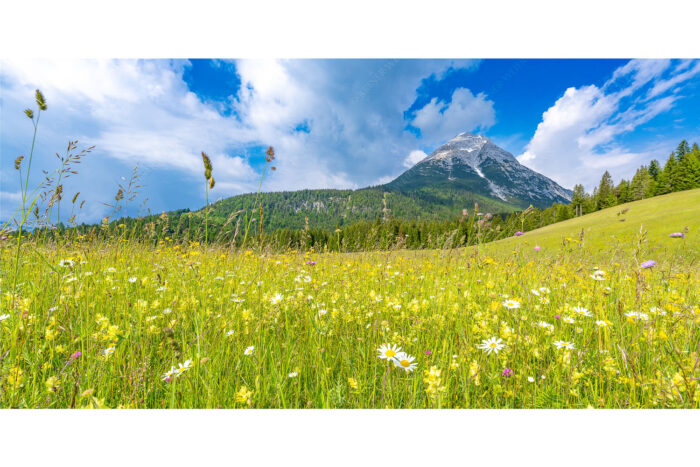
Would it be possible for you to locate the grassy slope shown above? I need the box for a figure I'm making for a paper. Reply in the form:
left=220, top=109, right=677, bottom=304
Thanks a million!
left=482, top=188, right=700, bottom=258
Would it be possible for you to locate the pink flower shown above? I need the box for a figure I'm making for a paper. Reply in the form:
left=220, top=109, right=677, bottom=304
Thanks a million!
left=502, top=368, right=513, bottom=377
left=67, top=351, right=82, bottom=365
left=669, top=232, right=684, bottom=238
left=640, top=260, right=656, bottom=269
left=534, top=246, right=541, bottom=252
left=424, top=350, right=431, bottom=355
left=554, top=314, right=561, bottom=320
left=514, top=231, right=524, bottom=236
left=305, top=261, right=317, bottom=266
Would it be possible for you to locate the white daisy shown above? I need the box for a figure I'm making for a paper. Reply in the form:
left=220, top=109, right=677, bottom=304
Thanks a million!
left=58, top=259, right=75, bottom=267
left=503, top=299, right=521, bottom=309
left=175, top=359, right=193, bottom=376
left=270, top=294, right=283, bottom=305
left=104, top=346, right=115, bottom=357
left=563, top=316, right=575, bottom=324
left=478, top=337, right=505, bottom=355
left=553, top=341, right=576, bottom=350
left=527, top=376, right=535, bottom=383
left=226, top=330, right=235, bottom=337
left=377, top=343, right=402, bottom=360
left=595, top=320, right=609, bottom=327
left=624, top=311, right=649, bottom=321
left=288, top=372, right=298, bottom=378
left=127, top=277, right=138, bottom=283
left=0, top=314, right=11, bottom=321
left=537, top=321, right=554, bottom=332
left=161, top=367, right=176, bottom=381
left=590, top=270, right=606, bottom=281
left=244, top=345, right=255, bottom=356
left=318, top=309, right=327, bottom=317
left=393, top=352, right=418, bottom=372
left=573, top=306, right=592, bottom=317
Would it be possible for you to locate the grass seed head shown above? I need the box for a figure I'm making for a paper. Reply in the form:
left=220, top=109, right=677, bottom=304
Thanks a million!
left=201, top=152, right=213, bottom=180
left=35, top=89, right=47, bottom=111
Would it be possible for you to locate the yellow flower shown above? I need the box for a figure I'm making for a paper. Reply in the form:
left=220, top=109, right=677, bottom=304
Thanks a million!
left=423, top=366, right=446, bottom=402
left=45, top=376, right=61, bottom=393
left=235, top=386, right=254, bottom=407
left=6, top=367, right=24, bottom=390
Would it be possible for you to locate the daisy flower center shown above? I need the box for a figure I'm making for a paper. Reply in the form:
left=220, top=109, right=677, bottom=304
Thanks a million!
left=400, top=359, right=410, bottom=367
left=385, top=350, right=396, bottom=357
left=490, top=343, right=498, bottom=348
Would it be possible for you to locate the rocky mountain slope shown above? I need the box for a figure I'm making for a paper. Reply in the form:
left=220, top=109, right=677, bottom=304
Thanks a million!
left=385, top=133, right=571, bottom=207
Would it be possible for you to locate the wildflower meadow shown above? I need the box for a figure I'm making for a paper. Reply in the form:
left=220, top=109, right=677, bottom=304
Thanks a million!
left=1, top=217, right=698, bottom=408
left=1, top=90, right=698, bottom=409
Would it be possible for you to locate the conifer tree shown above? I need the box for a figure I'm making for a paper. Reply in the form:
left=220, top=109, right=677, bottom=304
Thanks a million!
left=615, top=179, right=631, bottom=204
left=656, top=153, right=676, bottom=195
left=630, top=167, right=653, bottom=200
left=648, top=159, right=661, bottom=180
left=570, top=184, right=586, bottom=216
left=596, top=171, right=616, bottom=209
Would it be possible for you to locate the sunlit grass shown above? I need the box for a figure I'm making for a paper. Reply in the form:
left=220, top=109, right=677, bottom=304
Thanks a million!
left=1, top=191, right=698, bottom=408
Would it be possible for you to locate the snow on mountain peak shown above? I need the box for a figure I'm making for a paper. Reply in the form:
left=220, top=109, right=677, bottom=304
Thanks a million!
left=401, top=132, right=572, bottom=205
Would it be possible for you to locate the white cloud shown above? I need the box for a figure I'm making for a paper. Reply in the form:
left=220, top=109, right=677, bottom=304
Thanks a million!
left=410, top=88, right=495, bottom=145
left=403, top=150, right=428, bottom=168
left=517, top=59, right=698, bottom=190
left=0, top=59, right=480, bottom=221
left=0, top=59, right=262, bottom=221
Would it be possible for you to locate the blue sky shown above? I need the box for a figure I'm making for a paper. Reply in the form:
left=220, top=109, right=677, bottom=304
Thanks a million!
left=2, top=59, right=699, bottom=224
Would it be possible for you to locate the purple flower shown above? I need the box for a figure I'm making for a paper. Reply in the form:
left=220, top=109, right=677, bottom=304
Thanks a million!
left=640, top=260, right=656, bottom=269
left=514, top=231, right=524, bottom=236
left=0, top=236, right=8, bottom=241
left=66, top=351, right=82, bottom=365
left=669, top=232, right=685, bottom=238
left=534, top=245, right=541, bottom=251
left=554, top=314, right=561, bottom=320
left=304, top=261, right=317, bottom=266
left=424, top=350, right=431, bottom=355
left=502, top=368, right=513, bottom=377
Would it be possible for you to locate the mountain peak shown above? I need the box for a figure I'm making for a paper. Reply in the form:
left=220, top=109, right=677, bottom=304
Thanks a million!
left=387, top=132, right=572, bottom=207
left=449, top=132, right=488, bottom=142
left=423, top=132, right=510, bottom=167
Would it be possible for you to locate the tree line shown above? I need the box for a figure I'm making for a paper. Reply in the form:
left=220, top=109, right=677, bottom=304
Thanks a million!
left=21, top=139, right=699, bottom=252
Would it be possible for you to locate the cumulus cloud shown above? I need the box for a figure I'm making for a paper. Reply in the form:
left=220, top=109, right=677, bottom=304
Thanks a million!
left=409, top=88, right=495, bottom=145
left=0, top=59, right=261, bottom=222
left=403, top=150, right=428, bottom=168
left=0, top=59, right=479, bottom=222
left=517, top=59, right=699, bottom=190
